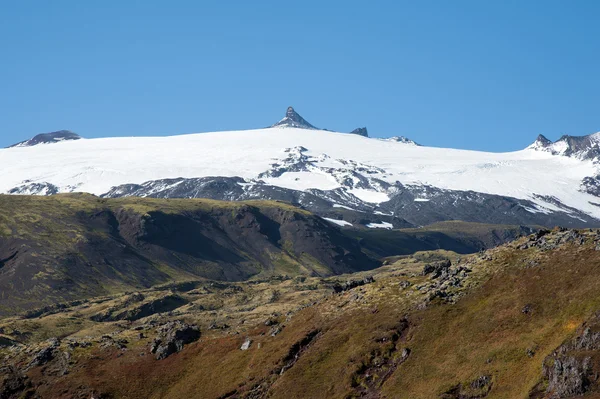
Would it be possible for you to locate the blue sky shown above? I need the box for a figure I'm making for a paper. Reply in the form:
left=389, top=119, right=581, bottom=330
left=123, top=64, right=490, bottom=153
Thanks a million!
left=1, top=0, right=599, bottom=151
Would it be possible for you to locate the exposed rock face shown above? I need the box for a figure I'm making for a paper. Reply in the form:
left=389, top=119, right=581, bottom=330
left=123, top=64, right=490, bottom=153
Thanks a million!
left=581, top=174, right=600, bottom=197
left=102, top=146, right=600, bottom=229
left=0, top=366, right=28, bottom=398
left=422, top=259, right=451, bottom=278
left=271, top=107, right=318, bottom=129
left=8, top=181, right=60, bottom=196
left=8, top=130, right=81, bottom=148
left=527, top=132, right=600, bottom=161
left=529, top=134, right=553, bottom=149
left=150, top=321, right=200, bottom=360
left=415, top=259, right=471, bottom=304
left=331, top=276, right=375, bottom=293
left=532, top=312, right=600, bottom=398
left=350, top=127, right=369, bottom=137
left=517, top=228, right=585, bottom=251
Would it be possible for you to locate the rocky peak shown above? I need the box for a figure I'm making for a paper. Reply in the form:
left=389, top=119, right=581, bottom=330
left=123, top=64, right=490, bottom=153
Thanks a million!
left=527, top=134, right=553, bottom=151
left=271, top=106, right=318, bottom=130
left=527, top=132, right=600, bottom=161
left=8, top=130, right=82, bottom=148
left=350, top=127, right=369, bottom=137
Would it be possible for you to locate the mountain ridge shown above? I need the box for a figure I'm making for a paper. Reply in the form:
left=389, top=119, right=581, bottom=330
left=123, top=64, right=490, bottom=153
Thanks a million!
left=3, top=108, right=600, bottom=228
left=7, top=130, right=81, bottom=148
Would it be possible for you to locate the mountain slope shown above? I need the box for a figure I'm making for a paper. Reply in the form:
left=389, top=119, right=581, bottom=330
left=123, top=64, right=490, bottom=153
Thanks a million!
left=3, top=228, right=600, bottom=398
left=7, top=130, right=81, bottom=148
left=3, top=109, right=600, bottom=228
left=0, top=194, right=379, bottom=315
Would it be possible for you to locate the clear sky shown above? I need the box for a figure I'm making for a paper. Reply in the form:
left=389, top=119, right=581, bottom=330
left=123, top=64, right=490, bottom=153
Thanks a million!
left=1, top=0, right=599, bottom=151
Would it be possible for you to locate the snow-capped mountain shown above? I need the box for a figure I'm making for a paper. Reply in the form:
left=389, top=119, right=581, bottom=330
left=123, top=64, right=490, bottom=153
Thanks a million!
left=527, top=132, right=600, bottom=161
left=271, top=106, right=318, bottom=129
left=8, top=130, right=81, bottom=148
left=4, top=107, right=600, bottom=228
left=350, top=127, right=369, bottom=137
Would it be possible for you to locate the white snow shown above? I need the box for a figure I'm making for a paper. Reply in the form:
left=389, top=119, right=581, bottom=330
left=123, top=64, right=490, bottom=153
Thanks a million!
left=262, top=171, right=340, bottom=191
left=366, top=222, right=394, bottom=229
left=322, top=217, right=353, bottom=227
left=374, top=211, right=393, bottom=216
left=333, top=204, right=357, bottom=210
left=348, top=188, right=390, bottom=204
left=1, top=126, right=599, bottom=218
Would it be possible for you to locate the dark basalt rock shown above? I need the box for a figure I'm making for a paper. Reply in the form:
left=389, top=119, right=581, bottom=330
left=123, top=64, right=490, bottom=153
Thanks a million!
left=7, top=181, right=59, bottom=195
left=150, top=321, right=201, bottom=360
left=422, top=259, right=451, bottom=278
left=528, top=132, right=600, bottom=161
left=8, top=130, right=81, bottom=148
left=581, top=175, right=600, bottom=197
left=530, top=134, right=553, bottom=149
left=530, top=312, right=600, bottom=398
left=0, top=366, right=28, bottom=398
left=29, top=342, right=58, bottom=368
left=331, top=276, right=375, bottom=293
left=271, top=106, right=318, bottom=129
left=102, top=174, right=600, bottom=229
left=350, top=127, right=369, bottom=137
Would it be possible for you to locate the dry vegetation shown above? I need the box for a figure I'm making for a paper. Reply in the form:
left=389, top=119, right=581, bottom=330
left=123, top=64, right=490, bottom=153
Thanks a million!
left=3, top=198, right=600, bottom=398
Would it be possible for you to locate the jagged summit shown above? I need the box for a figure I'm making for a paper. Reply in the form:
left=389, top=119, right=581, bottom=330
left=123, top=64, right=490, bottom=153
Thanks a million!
left=8, top=130, right=81, bottom=148
left=270, top=107, right=372, bottom=138
left=526, top=134, right=553, bottom=151
left=527, top=132, right=600, bottom=160
left=271, top=106, right=318, bottom=129
left=350, top=127, right=369, bottom=137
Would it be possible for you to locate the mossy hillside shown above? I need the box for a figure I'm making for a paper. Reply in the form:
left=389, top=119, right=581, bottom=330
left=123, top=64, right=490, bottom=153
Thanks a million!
left=0, top=194, right=376, bottom=315
left=348, top=220, right=536, bottom=258
left=9, top=232, right=600, bottom=398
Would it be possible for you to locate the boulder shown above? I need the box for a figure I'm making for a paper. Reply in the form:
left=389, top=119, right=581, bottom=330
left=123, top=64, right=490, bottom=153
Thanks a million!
left=150, top=321, right=200, bottom=360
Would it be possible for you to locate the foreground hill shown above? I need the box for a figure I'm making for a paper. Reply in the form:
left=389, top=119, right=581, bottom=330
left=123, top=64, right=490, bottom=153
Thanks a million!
left=3, top=108, right=600, bottom=228
left=2, top=228, right=600, bottom=398
left=0, top=194, right=378, bottom=315
left=0, top=195, right=530, bottom=316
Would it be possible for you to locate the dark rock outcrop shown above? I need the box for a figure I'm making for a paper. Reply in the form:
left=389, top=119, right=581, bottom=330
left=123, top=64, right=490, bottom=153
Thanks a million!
left=28, top=338, right=60, bottom=368
left=331, top=276, right=375, bottom=293
left=8, top=130, right=81, bottom=148
left=527, top=132, right=600, bottom=161
left=350, top=127, right=369, bottom=137
left=0, top=366, right=28, bottom=398
left=422, top=259, right=451, bottom=278
left=531, top=312, right=600, bottom=398
left=7, top=181, right=59, bottom=196
left=271, top=107, right=318, bottom=129
left=150, top=321, right=201, bottom=360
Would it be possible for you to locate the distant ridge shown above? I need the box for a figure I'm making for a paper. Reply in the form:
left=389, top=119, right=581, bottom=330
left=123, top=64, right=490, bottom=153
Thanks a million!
left=8, top=130, right=81, bottom=148
left=270, top=106, right=317, bottom=129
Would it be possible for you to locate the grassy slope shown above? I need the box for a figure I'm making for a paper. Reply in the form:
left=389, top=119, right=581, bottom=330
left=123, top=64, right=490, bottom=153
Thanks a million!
left=5, top=232, right=600, bottom=398
left=347, top=220, right=536, bottom=258
left=168, top=232, right=600, bottom=398
left=0, top=194, right=369, bottom=315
